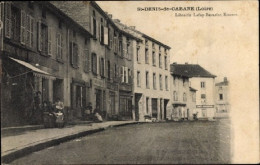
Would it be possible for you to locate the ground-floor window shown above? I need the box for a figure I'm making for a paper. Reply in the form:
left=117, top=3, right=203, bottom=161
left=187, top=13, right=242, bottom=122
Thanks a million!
left=119, top=95, right=132, bottom=117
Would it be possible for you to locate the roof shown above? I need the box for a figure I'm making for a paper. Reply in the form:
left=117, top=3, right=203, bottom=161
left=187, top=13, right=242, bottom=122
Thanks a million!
left=216, top=81, right=229, bottom=86
left=170, top=64, right=216, bottom=78
left=45, top=2, right=92, bottom=37
left=50, top=1, right=141, bottom=41
left=142, top=34, right=171, bottom=49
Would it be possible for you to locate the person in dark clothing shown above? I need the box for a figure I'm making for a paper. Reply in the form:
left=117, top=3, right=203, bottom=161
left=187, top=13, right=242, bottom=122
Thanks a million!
left=32, top=91, right=41, bottom=124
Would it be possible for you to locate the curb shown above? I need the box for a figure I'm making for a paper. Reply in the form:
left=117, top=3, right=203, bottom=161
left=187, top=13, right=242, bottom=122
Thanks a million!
left=1, top=122, right=139, bottom=164
left=1, top=125, right=44, bottom=135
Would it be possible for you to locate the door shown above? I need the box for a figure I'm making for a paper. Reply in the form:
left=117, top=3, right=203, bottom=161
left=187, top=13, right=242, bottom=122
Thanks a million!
left=202, top=109, right=207, bottom=117
left=152, top=98, right=157, bottom=118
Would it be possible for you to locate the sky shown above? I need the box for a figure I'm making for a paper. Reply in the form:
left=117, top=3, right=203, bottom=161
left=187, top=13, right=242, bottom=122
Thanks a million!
left=97, top=1, right=259, bottom=163
left=97, top=1, right=258, bottom=83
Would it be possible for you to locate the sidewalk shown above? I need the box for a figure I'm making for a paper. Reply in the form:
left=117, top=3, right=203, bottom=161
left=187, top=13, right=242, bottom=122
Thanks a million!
left=1, top=121, right=139, bottom=163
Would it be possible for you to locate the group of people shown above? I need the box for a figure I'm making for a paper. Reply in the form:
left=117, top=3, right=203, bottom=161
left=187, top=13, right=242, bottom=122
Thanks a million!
left=82, top=102, right=103, bottom=122
left=32, top=91, right=103, bottom=124
left=32, top=91, right=64, bottom=124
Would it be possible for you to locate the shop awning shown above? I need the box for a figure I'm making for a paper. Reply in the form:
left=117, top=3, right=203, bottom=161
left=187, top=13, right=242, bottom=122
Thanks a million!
left=9, top=57, right=56, bottom=80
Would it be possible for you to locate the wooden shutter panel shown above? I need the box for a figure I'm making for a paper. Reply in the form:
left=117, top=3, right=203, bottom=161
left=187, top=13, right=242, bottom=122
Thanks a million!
left=96, top=21, right=99, bottom=40
left=70, top=42, right=73, bottom=65
left=48, top=27, right=52, bottom=55
left=30, top=16, right=34, bottom=47
left=104, top=27, right=108, bottom=45
left=91, top=16, right=95, bottom=36
left=125, top=67, right=128, bottom=83
left=121, top=66, right=124, bottom=83
left=20, top=10, right=26, bottom=44
left=4, top=2, right=11, bottom=38
left=75, top=44, right=79, bottom=67
left=37, top=21, right=42, bottom=51
left=84, top=49, right=89, bottom=72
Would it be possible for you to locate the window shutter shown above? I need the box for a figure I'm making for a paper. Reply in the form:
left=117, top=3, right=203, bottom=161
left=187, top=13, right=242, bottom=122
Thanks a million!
left=109, top=30, right=113, bottom=49
left=121, top=66, right=124, bottom=83
left=20, top=10, right=26, bottom=44
left=30, top=16, right=34, bottom=47
left=37, top=21, right=42, bottom=51
left=76, top=45, right=79, bottom=67
left=48, top=27, right=52, bottom=55
left=4, top=2, right=11, bottom=38
left=70, top=42, right=74, bottom=65
left=96, top=21, right=99, bottom=40
left=75, top=44, right=79, bottom=67
left=84, top=49, right=90, bottom=72
left=99, top=23, right=102, bottom=42
left=61, top=34, right=63, bottom=59
left=104, top=27, right=108, bottom=45
left=91, top=16, right=94, bottom=35
left=125, top=67, right=128, bottom=83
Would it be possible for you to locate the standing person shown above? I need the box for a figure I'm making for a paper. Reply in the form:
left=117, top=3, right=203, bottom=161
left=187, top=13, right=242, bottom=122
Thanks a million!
left=32, top=91, right=41, bottom=124
left=83, top=102, right=92, bottom=120
left=54, top=98, right=64, bottom=112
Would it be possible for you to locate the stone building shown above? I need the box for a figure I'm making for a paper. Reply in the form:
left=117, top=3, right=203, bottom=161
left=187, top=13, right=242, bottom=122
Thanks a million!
left=169, top=69, right=190, bottom=120
left=215, top=77, right=229, bottom=118
left=170, top=63, right=216, bottom=120
left=121, top=25, right=171, bottom=121
left=51, top=1, right=141, bottom=120
left=1, top=1, right=92, bottom=126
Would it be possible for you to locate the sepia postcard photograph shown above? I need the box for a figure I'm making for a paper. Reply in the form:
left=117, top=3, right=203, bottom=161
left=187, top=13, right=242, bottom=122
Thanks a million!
left=0, top=0, right=259, bottom=164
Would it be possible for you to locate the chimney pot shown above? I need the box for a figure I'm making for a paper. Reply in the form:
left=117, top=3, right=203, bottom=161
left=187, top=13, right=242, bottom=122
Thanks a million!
left=114, top=19, right=120, bottom=23
left=129, top=26, right=136, bottom=30
left=108, top=14, right=112, bottom=19
left=224, top=77, right=228, bottom=82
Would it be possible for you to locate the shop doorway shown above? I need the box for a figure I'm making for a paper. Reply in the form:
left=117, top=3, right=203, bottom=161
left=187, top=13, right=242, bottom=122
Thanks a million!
left=152, top=98, right=158, bottom=118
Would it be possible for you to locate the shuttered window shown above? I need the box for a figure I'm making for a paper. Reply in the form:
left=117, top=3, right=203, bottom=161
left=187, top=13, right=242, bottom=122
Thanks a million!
left=107, top=60, right=110, bottom=79
left=47, top=27, right=52, bottom=55
left=4, top=2, right=11, bottom=38
left=91, top=53, right=97, bottom=75
left=20, top=10, right=26, bottom=44
left=56, top=33, right=62, bottom=59
left=69, top=42, right=79, bottom=68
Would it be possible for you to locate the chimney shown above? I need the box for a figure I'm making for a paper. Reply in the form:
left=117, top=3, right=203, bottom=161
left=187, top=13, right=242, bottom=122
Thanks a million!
left=114, top=19, right=120, bottom=23
left=224, top=77, right=228, bottom=82
left=108, top=14, right=112, bottom=19
left=129, top=26, right=136, bottom=30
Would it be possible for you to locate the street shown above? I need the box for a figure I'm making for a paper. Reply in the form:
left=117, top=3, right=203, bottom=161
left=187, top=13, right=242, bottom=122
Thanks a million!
left=12, top=119, right=231, bottom=164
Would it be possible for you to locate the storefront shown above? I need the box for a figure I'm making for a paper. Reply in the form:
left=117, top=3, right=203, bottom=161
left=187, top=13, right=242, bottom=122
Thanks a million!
left=2, top=57, right=56, bottom=126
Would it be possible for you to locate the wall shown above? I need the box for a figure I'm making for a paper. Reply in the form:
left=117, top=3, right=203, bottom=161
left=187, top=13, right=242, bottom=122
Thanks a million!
left=190, top=77, right=216, bottom=119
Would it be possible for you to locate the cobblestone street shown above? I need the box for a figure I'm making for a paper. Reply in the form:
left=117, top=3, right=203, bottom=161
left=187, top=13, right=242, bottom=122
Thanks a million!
left=12, top=119, right=231, bottom=164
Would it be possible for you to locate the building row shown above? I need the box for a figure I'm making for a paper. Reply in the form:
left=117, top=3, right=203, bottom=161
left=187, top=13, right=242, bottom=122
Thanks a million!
left=0, top=1, right=228, bottom=127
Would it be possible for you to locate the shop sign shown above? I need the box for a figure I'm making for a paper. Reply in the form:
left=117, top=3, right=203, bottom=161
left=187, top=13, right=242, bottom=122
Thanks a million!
left=196, top=105, right=214, bottom=108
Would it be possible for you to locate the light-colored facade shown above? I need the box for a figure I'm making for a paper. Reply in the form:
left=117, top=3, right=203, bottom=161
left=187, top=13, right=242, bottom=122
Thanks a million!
left=190, top=77, right=216, bottom=119
left=215, top=77, right=229, bottom=118
left=187, top=87, right=197, bottom=119
left=133, top=35, right=171, bottom=121
left=170, top=63, right=216, bottom=120
left=170, top=75, right=190, bottom=120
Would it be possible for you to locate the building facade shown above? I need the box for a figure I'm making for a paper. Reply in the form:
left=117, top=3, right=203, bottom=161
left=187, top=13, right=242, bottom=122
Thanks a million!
left=215, top=77, right=229, bottom=118
left=1, top=1, right=173, bottom=126
left=131, top=33, right=171, bottom=121
left=170, top=74, right=190, bottom=120
left=170, top=63, right=216, bottom=120
left=51, top=1, right=141, bottom=120
left=1, top=1, right=92, bottom=126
